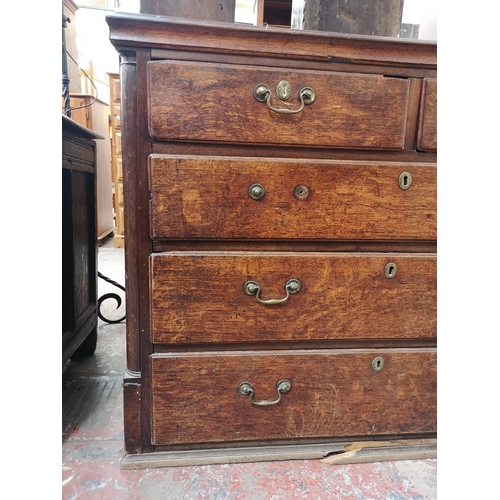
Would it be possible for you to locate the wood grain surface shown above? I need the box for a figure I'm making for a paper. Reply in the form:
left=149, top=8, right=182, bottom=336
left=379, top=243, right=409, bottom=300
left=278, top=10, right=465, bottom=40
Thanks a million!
left=417, top=78, right=437, bottom=152
left=107, top=12, right=437, bottom=71
left=149, top=156, right=436, bottom=241
left=148, top=61, right=409, bottom=149
left=151, top=348, right=437, bottom=445
left=150, top=252, right=436, bottom=344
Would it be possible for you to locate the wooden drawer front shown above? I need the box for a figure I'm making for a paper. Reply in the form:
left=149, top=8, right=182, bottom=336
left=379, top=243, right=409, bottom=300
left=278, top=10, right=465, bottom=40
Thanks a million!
left=148, top=61, right=409, bottom=150
left=417, top=78, right=437, bottom=152
left=150, top=253, right=436, bottom=344
left=151, top=349, right=436, bottom=446
left=150, top=156, right=436, bottom=241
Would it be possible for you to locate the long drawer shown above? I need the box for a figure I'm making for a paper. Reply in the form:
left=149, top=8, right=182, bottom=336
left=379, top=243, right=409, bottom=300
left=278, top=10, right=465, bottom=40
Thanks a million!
left=149, top=156, right=436, bottom=241
left=148, top=61, right=409, bottom=150
left=151, top=348, right=437, bottom=446
left=150, top=252, right=436, bottom=344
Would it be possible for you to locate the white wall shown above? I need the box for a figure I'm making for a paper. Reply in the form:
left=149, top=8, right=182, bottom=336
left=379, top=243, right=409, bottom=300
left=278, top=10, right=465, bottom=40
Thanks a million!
left=74, top=1, right=140, bottom=103
left=402, top=0, right=437, bottom=41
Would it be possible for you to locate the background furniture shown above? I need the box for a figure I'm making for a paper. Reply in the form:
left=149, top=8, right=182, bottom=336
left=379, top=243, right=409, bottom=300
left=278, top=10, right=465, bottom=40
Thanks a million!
left=62, top=115, right=103, bottom=366
left=64, top=94, right=114, bottom=246
left=140, top=0, right=235, bottom=21
left=106, top=12, right=437, bottom=468
left=292, top=0, right=404, bottom=34
left=108, top=73, right=125, bottom=248
left=63, top=0, right=82, bottom=93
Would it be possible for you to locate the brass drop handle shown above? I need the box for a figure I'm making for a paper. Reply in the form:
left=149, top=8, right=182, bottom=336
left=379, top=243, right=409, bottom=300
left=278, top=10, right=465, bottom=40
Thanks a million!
left=253, top=84, right=316, bottom=114
left=238, top=379, right=292, bottom=406
left=243, top=278, right=302, bottom=305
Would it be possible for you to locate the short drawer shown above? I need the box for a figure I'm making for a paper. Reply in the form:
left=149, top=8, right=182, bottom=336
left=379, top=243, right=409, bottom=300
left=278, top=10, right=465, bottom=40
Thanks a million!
left=150, top=252, right=436, bottom=344
left=151, top=348, right=437, bottom=446
left=148, top=61, right=409, bottom=150
left=149, top=156, right=436, bottom=241
left=417, top=78, right=437, bottom=152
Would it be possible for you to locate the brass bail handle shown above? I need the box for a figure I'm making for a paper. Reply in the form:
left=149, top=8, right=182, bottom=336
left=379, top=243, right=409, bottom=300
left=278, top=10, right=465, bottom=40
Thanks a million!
left=238, top=379, right=292, bottom=406
left=253, top=84, right=316, bottom=114
left=243, top=278, right=302, bottom=305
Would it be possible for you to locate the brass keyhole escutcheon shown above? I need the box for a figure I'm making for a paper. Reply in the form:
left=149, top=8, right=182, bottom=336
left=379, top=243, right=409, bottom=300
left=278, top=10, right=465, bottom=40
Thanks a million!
left=398, top=171, right=413, bottom=190
left=276, top=80, right=292, bottom=101
left=293, top=184, right=310, bottom=200
left=248, top=183, right=265, bottom=200
left=372, top=356, right=385, bottom=372
left=384, top=262, right=397, bottom=279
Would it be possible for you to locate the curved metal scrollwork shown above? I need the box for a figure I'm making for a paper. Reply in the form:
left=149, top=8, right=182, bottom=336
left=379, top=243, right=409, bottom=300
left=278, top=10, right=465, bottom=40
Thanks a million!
left=97, top=272, right=126, bottom=324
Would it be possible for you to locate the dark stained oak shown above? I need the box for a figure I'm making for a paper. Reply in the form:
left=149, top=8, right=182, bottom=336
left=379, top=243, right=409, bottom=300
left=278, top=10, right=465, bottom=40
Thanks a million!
left=62, top=115, right=101, bottom=366
left=150, top=252, right=436, bottom=344
left=105, top=12, right=437, bottom=466
left=149, top=156, right=436, bottom=241
left=107, top=12, right=437, bottom=70
left=148, top=61, right=409, bottom=150
left=151, top=348, right=437, bottom=445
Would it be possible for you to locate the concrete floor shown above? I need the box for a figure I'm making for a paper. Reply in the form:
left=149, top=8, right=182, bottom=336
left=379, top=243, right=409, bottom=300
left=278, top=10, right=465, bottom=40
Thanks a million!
left=62, top=236, right=437, bottom=499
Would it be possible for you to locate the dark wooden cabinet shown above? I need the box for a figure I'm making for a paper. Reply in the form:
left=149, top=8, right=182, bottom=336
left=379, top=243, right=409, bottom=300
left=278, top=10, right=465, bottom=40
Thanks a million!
left=62, top=115, right=102, bottom=366
left=106, top=12, right=437, bottom=468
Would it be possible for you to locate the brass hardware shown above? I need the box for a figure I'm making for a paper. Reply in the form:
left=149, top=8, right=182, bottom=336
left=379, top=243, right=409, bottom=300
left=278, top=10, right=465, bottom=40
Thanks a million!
left=248, top=183, right=265, bottom=200
left=384, top=262, right=397, bottom=279
left=293, top=184, right=310, bottom=200
left=372, top=356, right=385, bottom=372
left=300, top=87, right=316, bottom=105
left=398, top=171, right=413, bottom=190
left=238, top=379, right=292, bottom=406
left=276, top=80, right=292, bottom=101
left=243, top=278, right=302, bottom=305
left=253, top=83, right=316, bottom=114
left=253, top=83, right=271, bottom=102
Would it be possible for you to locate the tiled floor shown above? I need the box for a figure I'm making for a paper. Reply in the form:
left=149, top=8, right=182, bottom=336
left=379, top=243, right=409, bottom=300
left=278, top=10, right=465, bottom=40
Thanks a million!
left=62, top=236, right=437, bottom=499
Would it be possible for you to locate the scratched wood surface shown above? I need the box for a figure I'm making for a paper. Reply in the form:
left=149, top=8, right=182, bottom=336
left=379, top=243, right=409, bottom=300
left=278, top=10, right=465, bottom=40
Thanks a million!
left=150, top=252, right=436, bottom=344
left=149, top=156, right=436, bottom=241
left=106, top=12, right=438, bottom=463
left=148, top=61, right=409, bottom=149
left=150, top=348, right=437, bottom=445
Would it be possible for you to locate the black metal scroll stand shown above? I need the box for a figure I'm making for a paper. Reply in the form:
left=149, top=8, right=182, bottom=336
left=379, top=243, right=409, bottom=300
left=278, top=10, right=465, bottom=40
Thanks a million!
left=98, top=273, right=126, bottom=324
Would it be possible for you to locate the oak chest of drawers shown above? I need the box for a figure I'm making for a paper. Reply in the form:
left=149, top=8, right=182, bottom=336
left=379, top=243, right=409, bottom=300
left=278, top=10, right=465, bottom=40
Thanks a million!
left=106, top=12, right=437, bottom=468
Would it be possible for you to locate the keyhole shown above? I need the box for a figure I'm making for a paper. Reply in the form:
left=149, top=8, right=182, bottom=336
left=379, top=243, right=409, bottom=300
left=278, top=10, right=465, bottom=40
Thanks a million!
left=398, top=171, right=413, bottom=190
left=372, top=356, right=385, bottom=372
left=384, top=262, right=397, bottom=279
